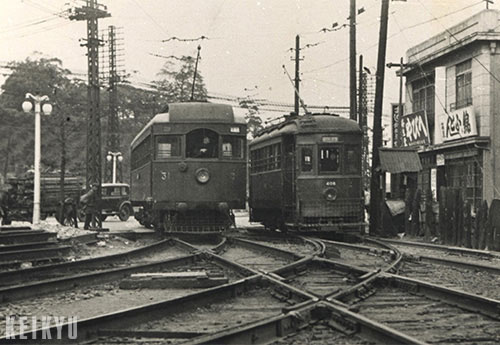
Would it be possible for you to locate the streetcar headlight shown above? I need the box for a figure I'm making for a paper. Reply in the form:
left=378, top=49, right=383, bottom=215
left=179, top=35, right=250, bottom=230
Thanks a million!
left=195, top=168, right=210, bottom=184
left=324, top=187, right=337, bottom=201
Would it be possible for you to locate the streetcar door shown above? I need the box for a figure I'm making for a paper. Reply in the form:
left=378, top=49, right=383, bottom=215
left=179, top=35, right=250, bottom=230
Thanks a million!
left=282, top=135, right=296, bottom=220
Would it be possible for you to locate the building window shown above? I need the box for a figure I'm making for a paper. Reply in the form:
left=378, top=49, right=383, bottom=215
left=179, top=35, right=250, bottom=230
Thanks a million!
left=412, top=76, right=435, bottom=143
left=452, top=59, right=472, bottom=111
left=446, top=156, right=482, bottom=211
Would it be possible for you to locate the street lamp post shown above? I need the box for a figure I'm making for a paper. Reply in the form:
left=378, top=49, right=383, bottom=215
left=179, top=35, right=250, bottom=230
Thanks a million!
left=22, top=93, right=52, bottom=225
left=106, top=151, right=122, bottom=184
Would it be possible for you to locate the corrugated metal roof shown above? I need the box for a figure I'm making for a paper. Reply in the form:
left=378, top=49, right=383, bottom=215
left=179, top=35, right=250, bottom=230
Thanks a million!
left=379, top=148, right=422, bottom=173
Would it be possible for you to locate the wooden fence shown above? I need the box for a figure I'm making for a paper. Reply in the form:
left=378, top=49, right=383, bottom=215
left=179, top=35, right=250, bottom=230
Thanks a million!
left=418, top=188, right=500, bottom=250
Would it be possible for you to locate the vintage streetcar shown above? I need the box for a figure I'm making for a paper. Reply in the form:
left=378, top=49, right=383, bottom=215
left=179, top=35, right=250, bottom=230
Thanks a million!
left=249, top=112, right=364, bottom=233
left=130, top=102, right=247, bottom=232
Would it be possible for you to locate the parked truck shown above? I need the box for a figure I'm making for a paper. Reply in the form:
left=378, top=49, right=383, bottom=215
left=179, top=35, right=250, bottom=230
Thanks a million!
left=0, top=173, right=83, bottom=226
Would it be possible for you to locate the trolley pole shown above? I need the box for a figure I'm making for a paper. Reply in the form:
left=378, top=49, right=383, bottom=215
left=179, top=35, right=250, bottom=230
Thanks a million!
left=369, top=0, right=390, bottom=236
left=190, top=45, right=202, bottom=101
left=294, top=35, right=301, bottom=115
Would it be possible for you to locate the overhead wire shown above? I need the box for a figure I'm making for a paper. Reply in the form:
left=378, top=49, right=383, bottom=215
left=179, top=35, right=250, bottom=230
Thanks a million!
left=302, top=1, right=484, bottom=75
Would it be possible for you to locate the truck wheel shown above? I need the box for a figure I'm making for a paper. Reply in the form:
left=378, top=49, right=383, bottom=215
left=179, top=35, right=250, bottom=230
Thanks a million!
left=119, top=205, right=131, bottom=221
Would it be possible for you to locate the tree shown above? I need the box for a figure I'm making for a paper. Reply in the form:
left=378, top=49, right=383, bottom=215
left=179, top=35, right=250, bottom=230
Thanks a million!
left=154, top=56, right=207, bottom=102
left=239, top=98, right=263, bottom=138
left=0, top=55, right=87, bottom=177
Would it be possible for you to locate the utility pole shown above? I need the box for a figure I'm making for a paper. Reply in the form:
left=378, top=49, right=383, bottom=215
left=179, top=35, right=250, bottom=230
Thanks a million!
left=350, top=0, right=357, bottom=121
left=294, top=35, right=301, bottom=115
left=70, top=0, right=110, bottom=228
left=190, top=45, right=201, bottom=101
left=101, top=25, right=124, bottom=183
left=485, top=0, right=494, bottom=9
left=358, top=55, right=369, bottom=193
left=386, top=58, right=412, bottom=147
left=369, top=0, right=390, bottom=236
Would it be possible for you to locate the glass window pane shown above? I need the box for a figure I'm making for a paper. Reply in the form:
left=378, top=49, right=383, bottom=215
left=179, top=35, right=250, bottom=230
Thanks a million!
left=186, top=129, right=219, bottom=158
left=156, top=135, right=181, bottom=159
left=319, top=147, right=340, bottom=172
left=222, top=136, right=243, bottom=158
left=302, top=147, right=313, bottom=172
left=346, top=146, right=360, bottom=174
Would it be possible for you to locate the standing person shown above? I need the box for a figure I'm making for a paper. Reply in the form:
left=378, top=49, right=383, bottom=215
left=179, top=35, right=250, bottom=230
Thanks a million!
left=81, top=184, right=98, bottom=230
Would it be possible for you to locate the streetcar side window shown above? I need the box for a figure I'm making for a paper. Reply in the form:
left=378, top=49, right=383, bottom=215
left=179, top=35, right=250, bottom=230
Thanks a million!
left=273, top=143, right=281, bottom=169
left=301, top=147, right=313, bottom=172
left=250, top=144, right=280, bottom=172
left=186, top=129, right=219, bottom=158
left=319, top=147, right=340, bottom=173
left=155, top=135, right=181, bottom=159
left=131, top=135, right=151, bottom=170
left=345, top=145, right=361, bottom=174
left=222, top=136, right=244, bottom=158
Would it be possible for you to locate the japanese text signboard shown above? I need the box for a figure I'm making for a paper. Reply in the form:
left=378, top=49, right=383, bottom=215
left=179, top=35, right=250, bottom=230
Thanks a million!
left=391, top=103, right=404, bottom=147
left=400, top=110, right=430, bottom=147
left=437, top=105, right=477, bottom=142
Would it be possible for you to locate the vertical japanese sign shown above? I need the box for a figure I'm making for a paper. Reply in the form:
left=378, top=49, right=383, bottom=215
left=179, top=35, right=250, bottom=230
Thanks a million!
left=399, top=110, right=430, bottom=147
left=437, top=105, right=477, bottom=142
left=391, top=103, right=404, bottom=147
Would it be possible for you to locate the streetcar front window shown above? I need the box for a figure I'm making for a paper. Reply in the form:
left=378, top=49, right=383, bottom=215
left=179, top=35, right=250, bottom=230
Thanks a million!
left=301, top=147, right=313, bottom=172
left=222, top=136, right=244, bottom=158
left=186, top=129, right=219, bottom=158
left=345, top=145, right=361, bottom=174
left=319, top=147, right=340, bottom=173
left=156, top=135, right=181, bottom=159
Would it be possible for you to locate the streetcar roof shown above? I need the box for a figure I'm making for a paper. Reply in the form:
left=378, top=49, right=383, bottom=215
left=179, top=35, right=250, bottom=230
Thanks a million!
left=250, top=114, right=361, bottom=146
left=131, top=102, right=245, bottom=149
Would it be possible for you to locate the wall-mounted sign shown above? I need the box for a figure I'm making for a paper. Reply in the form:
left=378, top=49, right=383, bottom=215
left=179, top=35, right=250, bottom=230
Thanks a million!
left=436, top=153, right=445, bottom=166
left=431, top=168, right=437, bottom=201
left=322, top=136, right=339, bottom=143
left=438, top=105, right=477, bottom=142
left=391, top=103, right=404, bottom=147
left=400, top=110, right=430, bottom=147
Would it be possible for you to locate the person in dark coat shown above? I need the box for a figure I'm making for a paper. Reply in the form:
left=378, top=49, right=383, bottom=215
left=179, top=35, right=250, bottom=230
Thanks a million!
left=81, top=184, right=98, bottom=230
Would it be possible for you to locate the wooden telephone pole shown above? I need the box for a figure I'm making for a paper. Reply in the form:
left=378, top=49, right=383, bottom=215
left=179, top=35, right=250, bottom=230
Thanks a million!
left=369, top=0, right=390, bottom=235
left=350, top=0, right=357, bottom=121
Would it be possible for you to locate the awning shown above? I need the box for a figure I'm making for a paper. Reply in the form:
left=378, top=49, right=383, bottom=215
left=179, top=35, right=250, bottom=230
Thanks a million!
left=379, top=147, right=422, bottom=173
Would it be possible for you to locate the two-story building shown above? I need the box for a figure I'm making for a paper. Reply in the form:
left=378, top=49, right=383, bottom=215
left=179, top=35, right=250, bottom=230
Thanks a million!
left=397, top=9, right=500, bottom=210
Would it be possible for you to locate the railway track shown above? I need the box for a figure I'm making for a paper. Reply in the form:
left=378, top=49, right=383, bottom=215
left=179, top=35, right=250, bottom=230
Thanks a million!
left=213, top=237, right=302, bottom=272
left=0, top=238, right=187, bottom=289
left=0, top=227, right=71, bottom=268
left=2, top=232, right=500, bottom=344
left=374, top=237, right=500, bottom=300
left=341, top=275, right=500, bottom=345
left=319, top=238, right=399, bottom=271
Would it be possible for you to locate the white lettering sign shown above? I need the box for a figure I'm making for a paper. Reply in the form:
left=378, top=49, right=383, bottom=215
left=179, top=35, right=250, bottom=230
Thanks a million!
left=438, top=105, right=477, bottom=142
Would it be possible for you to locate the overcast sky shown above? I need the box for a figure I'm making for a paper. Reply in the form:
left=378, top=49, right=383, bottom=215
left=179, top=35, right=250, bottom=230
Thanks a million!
left=0, top=0, right=494, bottom=120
